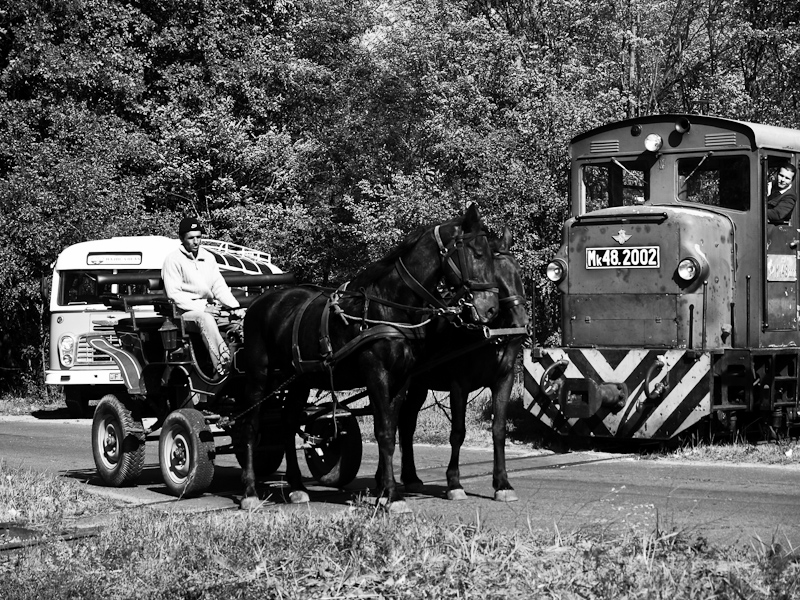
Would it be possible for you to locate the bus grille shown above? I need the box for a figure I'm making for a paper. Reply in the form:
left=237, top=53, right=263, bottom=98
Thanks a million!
left=76, top=325, right=120, bottom=364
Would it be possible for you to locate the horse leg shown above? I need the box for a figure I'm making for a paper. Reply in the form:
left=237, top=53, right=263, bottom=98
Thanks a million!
left=491, top=372, right=518, bottom=502
left=445, top=383, right=468, bottom=501
left=398, top=382, right=427, bottom=492
left=369, top=376, right=410, bottom=513
left=240, top=355, right=269, bottom=510
left=281, top=385, right=310, bottom=504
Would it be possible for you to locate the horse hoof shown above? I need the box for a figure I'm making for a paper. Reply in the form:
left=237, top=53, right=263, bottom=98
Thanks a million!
left=446, top=488, right=468, bottom=501
left=289, top=490, right=310, bottom=504
left=494, top=489, right=519, bottom=503
left=240, top=496, right=263, bottom=511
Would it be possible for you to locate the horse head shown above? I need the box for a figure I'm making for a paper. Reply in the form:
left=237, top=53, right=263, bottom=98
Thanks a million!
left=435, top=203, right=499, bottom=324
left=492, top=226, right=530, bottom=331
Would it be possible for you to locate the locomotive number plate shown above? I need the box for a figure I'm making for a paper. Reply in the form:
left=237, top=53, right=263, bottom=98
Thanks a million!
left=586, top=246, right=660, bottom=269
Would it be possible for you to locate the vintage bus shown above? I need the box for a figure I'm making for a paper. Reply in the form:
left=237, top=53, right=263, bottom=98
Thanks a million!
left=524, top=114, right=800, bottom=440
left=47, top=236, right=283, bottom=416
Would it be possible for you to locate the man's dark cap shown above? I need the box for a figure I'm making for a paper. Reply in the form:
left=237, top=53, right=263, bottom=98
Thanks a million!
left=178, top=217, right=205, bottom=236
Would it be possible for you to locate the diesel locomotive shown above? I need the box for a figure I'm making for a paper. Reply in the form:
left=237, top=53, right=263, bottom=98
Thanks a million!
left=523, top=114, right=800, bottom=440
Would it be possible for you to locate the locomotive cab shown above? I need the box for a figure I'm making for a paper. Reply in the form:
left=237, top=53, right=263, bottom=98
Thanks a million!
left=526, top=115, right=800, bottom=440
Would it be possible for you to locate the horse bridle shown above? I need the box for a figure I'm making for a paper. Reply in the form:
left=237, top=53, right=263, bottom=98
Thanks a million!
left=394, top=225, right=499, bottom=316
left=494, top=249, right=525, bottom=312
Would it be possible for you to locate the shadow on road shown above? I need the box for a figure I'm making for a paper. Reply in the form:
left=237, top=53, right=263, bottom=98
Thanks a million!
left=31, top=407, right=80, bottom=420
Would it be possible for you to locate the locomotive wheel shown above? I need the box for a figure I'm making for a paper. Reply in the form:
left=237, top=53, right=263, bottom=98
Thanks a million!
left=159, top=408, right=215, bottom=498
left=304, top=414, right=362, bottom=488
left=91, top=394, right=145, bottom=487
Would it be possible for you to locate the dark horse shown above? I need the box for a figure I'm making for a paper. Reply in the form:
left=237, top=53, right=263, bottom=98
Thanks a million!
left=241, top=204, right=499, bottom=512
left=397, top=226, right=529, bottom=502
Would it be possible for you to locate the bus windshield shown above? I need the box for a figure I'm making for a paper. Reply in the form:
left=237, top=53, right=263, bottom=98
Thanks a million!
left=58, top=270, right=154, bottom=306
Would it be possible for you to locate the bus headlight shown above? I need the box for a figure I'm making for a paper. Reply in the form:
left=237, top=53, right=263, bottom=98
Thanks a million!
left=677, top=257, right=700, bottom=282
left=546, top=259, right=567, bottom=283
left=59, top=334, right=76, bottom=368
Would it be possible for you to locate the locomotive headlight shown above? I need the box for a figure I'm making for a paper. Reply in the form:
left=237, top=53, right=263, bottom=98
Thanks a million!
left=644, top=133, right=663, bottom=153
left=677, top=257, right=700, bottom=282
left=59, top=334, right=76, bottom=368
left=546, top=259, right=567, bottom=283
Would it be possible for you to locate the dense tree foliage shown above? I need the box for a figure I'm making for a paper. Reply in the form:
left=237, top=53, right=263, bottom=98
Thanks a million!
left=1, top=0, right=799, bottom=392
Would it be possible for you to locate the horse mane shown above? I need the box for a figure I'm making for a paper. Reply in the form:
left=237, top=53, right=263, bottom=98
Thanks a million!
left=356, top=224, right=430, bottom=283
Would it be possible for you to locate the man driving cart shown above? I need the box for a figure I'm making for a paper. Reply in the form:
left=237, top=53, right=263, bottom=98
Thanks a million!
left=162, top=216, right=244, bottom=376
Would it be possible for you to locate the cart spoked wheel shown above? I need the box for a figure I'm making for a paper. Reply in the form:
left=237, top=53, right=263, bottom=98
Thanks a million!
left=304, top=414, right=362, bottom=487
left=91, top=394, right=145, bottom=487
left=159, top=408, right=215, bottom=498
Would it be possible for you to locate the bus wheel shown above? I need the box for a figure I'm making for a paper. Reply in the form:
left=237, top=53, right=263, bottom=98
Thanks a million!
left=304, top=415, right=362, bottom=488
left=92, top=394, right=145, bottom=487
left=159, top=409, right=215, bottom=498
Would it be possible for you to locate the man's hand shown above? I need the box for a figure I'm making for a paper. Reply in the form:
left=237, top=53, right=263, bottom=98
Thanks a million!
left=231, top=308, right=246, bottom=319
left=204, top=303, right=222, bottom=317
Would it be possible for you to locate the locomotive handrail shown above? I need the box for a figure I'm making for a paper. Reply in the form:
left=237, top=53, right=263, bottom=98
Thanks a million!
left=573, top=212, right=668, bottom=225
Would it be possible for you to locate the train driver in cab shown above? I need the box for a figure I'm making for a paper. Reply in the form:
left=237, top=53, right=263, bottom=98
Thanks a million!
left=162, top=217, right=243, bottom=376
left=766, top=163, right=797, bottom=224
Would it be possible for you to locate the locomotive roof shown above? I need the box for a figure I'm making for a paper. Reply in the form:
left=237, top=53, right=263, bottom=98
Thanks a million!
left=571, top=114, right=800, bottom=153
left=53, top=235, right=283, bottom=274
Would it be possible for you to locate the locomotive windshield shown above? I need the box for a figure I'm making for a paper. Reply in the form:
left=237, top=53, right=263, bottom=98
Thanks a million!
left=677, top=154, right=750, bottom=211
left=581, top=158, right=651, bottom=211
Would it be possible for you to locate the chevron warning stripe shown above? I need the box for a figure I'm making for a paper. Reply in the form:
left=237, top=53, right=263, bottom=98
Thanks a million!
left=523, top=348, right=711, bottom=440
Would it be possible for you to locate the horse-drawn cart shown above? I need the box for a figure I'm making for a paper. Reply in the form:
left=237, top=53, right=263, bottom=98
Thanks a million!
left=89, top=276, right=366, bottom=497
left=48, top=237, right=365, bottom=498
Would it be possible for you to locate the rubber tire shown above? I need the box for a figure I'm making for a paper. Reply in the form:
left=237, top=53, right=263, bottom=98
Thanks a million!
left=91, top=394, right=145, bottom=487
left=159, top=408, right=215, bottom=498
left=304, top=414, right=363, bottom=488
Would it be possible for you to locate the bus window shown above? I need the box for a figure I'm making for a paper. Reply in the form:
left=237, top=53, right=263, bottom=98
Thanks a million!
left=677, top=155, right=749, bottom=211
left=581, top=160, right=649, bottom=212
left=59, top=270, right=151, bottom=305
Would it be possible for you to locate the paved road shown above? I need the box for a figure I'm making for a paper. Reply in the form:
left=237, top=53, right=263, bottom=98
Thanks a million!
left=1, top=411, right=798, bottom=548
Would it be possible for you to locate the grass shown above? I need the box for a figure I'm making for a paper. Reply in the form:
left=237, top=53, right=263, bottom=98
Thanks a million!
left=0, top=461, right=119, bottom=541
left=0, top=463, right=799, bottom=599
left=0, top=391, right=65, bottom=416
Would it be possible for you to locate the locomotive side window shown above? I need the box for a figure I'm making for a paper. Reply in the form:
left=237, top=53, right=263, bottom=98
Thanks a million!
left=581, top=160, right=649, bottom=212
left=677, top=155, right=750, bottom=211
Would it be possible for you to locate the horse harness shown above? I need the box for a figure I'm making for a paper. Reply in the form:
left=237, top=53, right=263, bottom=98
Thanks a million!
left=291, top=224, right=499, bottom=374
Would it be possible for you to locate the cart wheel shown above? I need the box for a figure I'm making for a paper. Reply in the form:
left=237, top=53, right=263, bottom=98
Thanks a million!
left=92, top=394, right=145, bottom=487
left=159, top=408, right=215, bottom=498
left=304, top=414, right=362, bottom=487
